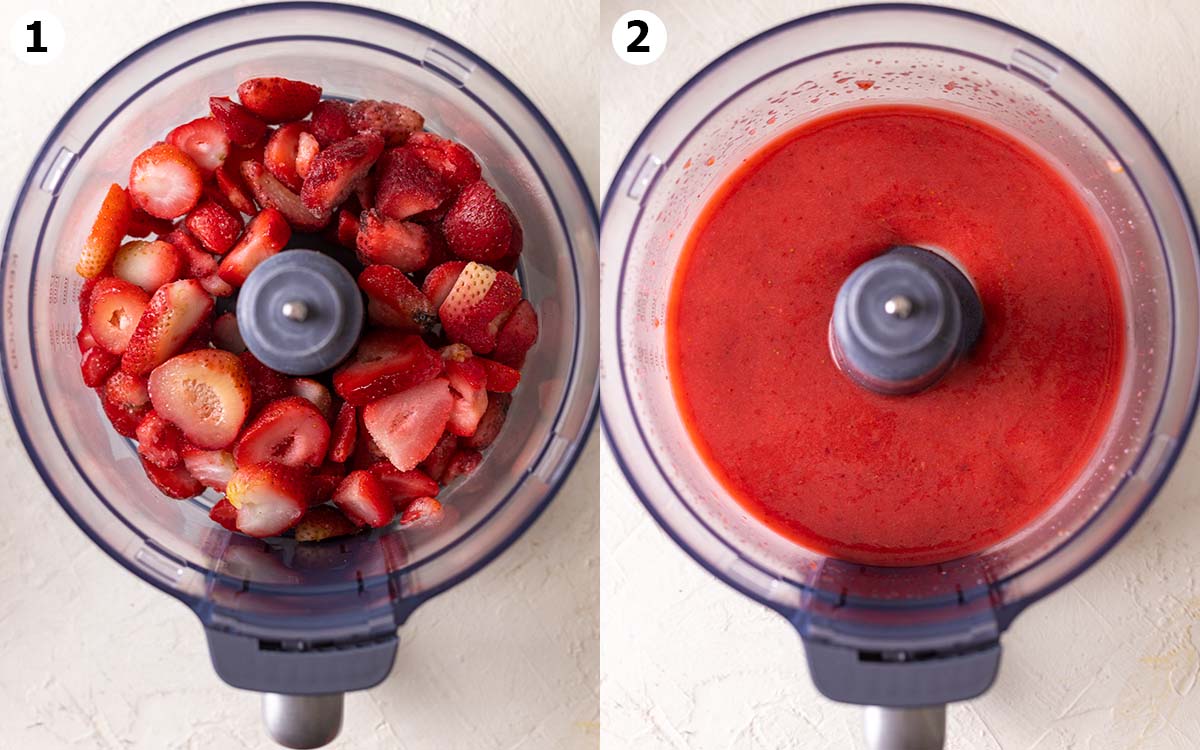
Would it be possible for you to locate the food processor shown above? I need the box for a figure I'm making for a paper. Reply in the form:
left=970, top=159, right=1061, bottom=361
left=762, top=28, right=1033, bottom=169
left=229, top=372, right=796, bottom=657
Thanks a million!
left=601, top=5, right=1199, bottom=748
left=1, top=3, right=597, bottom=748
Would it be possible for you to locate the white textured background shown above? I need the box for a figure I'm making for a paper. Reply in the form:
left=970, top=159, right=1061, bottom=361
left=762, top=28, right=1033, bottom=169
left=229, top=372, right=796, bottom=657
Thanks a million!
left=599, top=1, right=1200, bottom=749
left=0, top=1, right=598, bottom=749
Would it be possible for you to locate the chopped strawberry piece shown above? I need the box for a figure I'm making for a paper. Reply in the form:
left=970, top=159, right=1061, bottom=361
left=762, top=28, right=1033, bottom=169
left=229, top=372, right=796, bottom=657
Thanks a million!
left=148, top=349, right=251, bottom=449
left=347, top=100, right=424, bottom=146
left=332, top=470, right=394, bottom=528
left=237, top=77, right=322, bottom=123
left=462, top=392, right=510, bottom=450
left=374, top=146, right=452, bottom=221
left=362, top=378, right=453, bottom=471
left=307, top=461, right=347, bottom=505
left=419, top=431, right=458, bottom=481
left=309, top=99, right=354, bottom=147
left=80, top=346, right=119, bottom=387
left=398, top=496, right=444, bottom=528
left=264, top=122, right=309, bottom=191
left=87, top=277, right=150, bottom=355
left=438, top=262, right=521, bottom=354
left=444, top=356, right=488, bottom=437
left=355, top=209, right=430, bottom=272
left=126, top=203, right=174, bottom=239
left=241, top=161, right=329, bottom=231
left=477, top=357, right=521, bottom=392
left=355, top=171, right=377, bottom=210
left=77, top=327, right=97, bottom=353
left=239, top=351, right=293, bottom=411
left=217, top=207, right=292, bottom=286
left=104, top=370, right=150, bottom=410
left=210, top=96, right=268, bottom=146
left=225, top=462, right=308, bottom=537
left=441, top=181, right=515, bottom=263
left=289, top=378, right=333, bottom=421
left=234, top=396, right=331, bottom=469
left=141, top=456, right=204, bottom=499
left=369, top=461, right=439, bottom=502
left=406, top=131, right=482, bottom=194
left=200, top=274, right=234, bottom=297
left=492, top=299, right=539, bottom=368
left=212, top=312, right=246, bottom=353
left=359, top=265, right=436, bottom=332
left=325, top=206, right=361, bottom=250
left=121, top=279, right=214, bottom=375
left=300, top=132, right=385, bottom=217
left=99, top=388, right=151, bottom=438
left=421, top=261, right=467, bottom=308
left=332, top=331, right=443, bottom=406
left=209, top=497, right=239, bottom=530
left=182, top=445, right=237, bottom=492
left=423, top=225, right=453, bottom=267
left=185, top=199, right=243, bottom=255
left=76, top=184, right=132, bottom=278
left=129, top=142, right=204, bottom=220
left=136, top=411, right=186, bottom=468
left=79, top=277, right=100, bottom=324
left=295, top=504, right=359, bottom=542
left=112, top=240, right=184, bottom=293
left=442, top=448, right=482, bottom=484
left=166, top=116, right=230, bottom=175
left=162, top=227, right=212, bottom=275
left=350, top=417, right=389, bottom=470
left=213, top=163, right=258, bottom=215
left=328, top=401, right=357, bottom=463
left=296, top=132, right=320, bottom=180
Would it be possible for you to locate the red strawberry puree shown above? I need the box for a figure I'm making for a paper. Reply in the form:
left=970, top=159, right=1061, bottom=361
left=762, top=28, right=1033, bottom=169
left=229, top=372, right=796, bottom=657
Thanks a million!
left=668, top=105, right=1125, bottom=566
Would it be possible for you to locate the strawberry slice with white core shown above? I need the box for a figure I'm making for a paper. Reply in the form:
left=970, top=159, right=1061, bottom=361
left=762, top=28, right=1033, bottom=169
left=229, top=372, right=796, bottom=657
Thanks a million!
left=112, top=240, right=183, bottom=293
left=224, top=462, right=307, bottom=537
left=122, top=279, right=214, bottom=376
left=332, top=331, right=444, bottom=406
left=332, top=470, right=394, bottom=528
left=182, top=446, right=237, bottom=492
left=301, top=131, right=385, bottom=217
left=492, top=299, right=539, bottom=369
left=212, top=312, right=246, bottom=353
left=362, top=378, right=453, bottom=471
left=217, top=207, right=292, bottom=286
left=359, top=264, right=436, bottom=332
left=76, top=184, right=132, bottom=278
left=289, top=377, right=333, bottom=421
left=141, top=456, right=203, bottom=499
left=296, top=132, right=320, bottom=179
left=148, top=349, right=251, bottom=449
left=264, top=122, right=309, bottom=192
left=444, top=356, right=488, bottom=437
left=438, top=262, right=521, bottom=354
left=369, top=461, right=439, bottom=503
left=295, top=505, right=359, bottom=542
left=234, top=396, right=331, bottom=469
left=129, top=142, right=204, bottom=220
left=241, top=160, right=329, bottom=231
left=87, top=277, right=150, bottom=355
left=166, top=116, right=230, bottom=175
left=421, top=261, right=467, bottom=308
left=399, top=496, right=444, bottom=529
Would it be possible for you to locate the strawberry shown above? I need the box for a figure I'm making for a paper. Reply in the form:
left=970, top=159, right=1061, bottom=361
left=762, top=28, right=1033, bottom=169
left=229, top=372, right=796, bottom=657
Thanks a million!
left=374, top=147, right=452, bottom=221
left=420, top=431, right=458, bottom=482
left=210, top=96, right=268, bottom=146
left=351, top=417, right=389, bottom=470
left=141, top=456, right=204, bottom=499
left=492, top=299, right=538, bottom=368
left=241, top=161, right=328, bottom=232
left=185, top=199, right=243, bottom=255
left=328, top=207, right=360, bottom=249
left=136, top=411, right=185, bottom=468
left=87, top=277, right=150, bottom=354
left=421, top=261, right=467, bottom=308
left=359, top=265, right=436, bottom=332
left=129, top=142, right=204, bottom=220
left=240, top=352, right=293, bottom=411
left=438, top=262, right=521, bottom=354
left=79, top=277, right=100, bottom=324
left=295, top=505, right=359, bottom=542
left=398, top=496, right=444, bottom=529
left=182, top=445, right=237, bottom=492
left=332, top=470, right=394, bottom=528
left=200, top=274, right=234, bottom=298
left=209, top=497, right=239, bottom=531
left=347, top=100, right=424, bottom=146
left=264, top=122, right=309, bottom=191
left=355, top=171, right=377, bottom=210
left=308, top=461, right=347, bottom=505
left=234, top=396, right=331, bottom=468
left=122, top=279, right=214, bottom=376
left=126, top=203, right=174, bottom=239
left=497, top=204, right=524, bottom=268
left=300, top=131, right=385, bottom=217
left=332, top=331, right=443, bottom=406
left=100, top=389, right=151, bottom=438
left=296, top=132, right=320, bottom=180
left=362, top=378, right=453, bottom=472
left=441, top=181, right=515, bottom=263
left=423, top=225, right=453, bottom=268
left=290, top=377, right=333, bottom=421
left=112, top=240, right=183, bottom=293
left=444, top=355, right=488, bottom=437
left=162, top=227, right=212, bottom=275
left=76, top=184, right=132, bottom=278
left=148, top=349, right=251, bottom=449
left=462, top=392, right=510, bottom=449
left=104, top=370, right=150, bottom=410
left=225, top=462, right=308, bottom=537
left=237, top=77, right=322, bottom=123
left=166, top=116, right=230, bottom=175
left=309, top=100, right=354, bottom=147
left=443, top=448, right=482, bottom=484
left=478, top=357, right=521, bottom=393
left=369, top=461, right=438, bottom=502
left=212, top=312, right=246, bottom=353
left=213, top=163, right=258, bottom=215
left=217, top=208, right=291, bottom=286
left=328, top=401, right=357, bottom=463
left=80, top=346, right=119, bottom=387
left=76, top=327, right=97, bottom=353
left=406, top=131, right=482, bottom=194
left=355, top=210, right=430, bottom=271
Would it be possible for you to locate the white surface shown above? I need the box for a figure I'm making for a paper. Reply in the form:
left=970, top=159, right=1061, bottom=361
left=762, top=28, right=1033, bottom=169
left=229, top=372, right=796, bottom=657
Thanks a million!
left=0, top=1, right=598, bottom=749
left=599, top=1, right=1200, bottom=748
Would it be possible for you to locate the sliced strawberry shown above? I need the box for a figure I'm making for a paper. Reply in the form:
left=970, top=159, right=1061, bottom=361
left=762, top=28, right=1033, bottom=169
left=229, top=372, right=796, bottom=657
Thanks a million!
left=180, top=314, right=214, bottom=353
left=347, top=100, right=424, bottom=146
left=362, top=378, right=453, bottom=472
left=328, top=401, right=357, bottom=463
left=182, top=445, right=237, bottom=492
left=213, top=163, right=258, bottom=215
left=355, top=171, right=377, bottom=210
left=240, top=352, right=293, bottom=411
left=355, top=210, right=430, bottom=272
left=444, top=355, right=488, bottom=437
left=332, top=470, right=394, bottom=528
left=421, top=261, right=467, bottom=308
left=212, top=312, right=246, bottom=354
left=374, top=147, right=452, bottom=221
left=186, top=199, right=243, bottom=255
left=104, top=370, right=150, bottom=410
left=112, top=240, right=183, bottom=293
left=241, top=161, right=328, bottom=232
left=308, top=461, right=348, bottom=505
left=295, top=505, right=359, bottom=541
left=406, top=131, right=481, bottom=194
left=99, top=388, right=151, bottom=438
left=300, top=132, right=385, bottom=217
left=328, top=207, right=360, bottom=249
left=359, top=265, right=436, bottom=332
left=499, top=204, right=524, bottom=266
left=398, top=496, right=444, bottom=528
left=369, top=461, right=439, bottom=502
left=441, top=181, right=515, bottom=263
left=79, top=277, right=100, bottom=324
left=217, top=208, right=292, bottom=286
left=309, top=99, right=354, bottom=147
left=234, top=396, right=331, bottom=468
left=80, top=346, right=119, bottom=387
left=237, top=77, right=322, bottom=124
left=122, top=279, right=214, bottom=376
left=126, top=203, right=174, bottom=239
left=438, top=262, right=521, bottom=354
left=492, top=299, right=538, bottom=368
left=351, top=417, right=389, bottom=470
left=148, top=349, right=251, bottom=449
left=166, top=116, right=230, bottom=175
left=136, top=411, right=185, bottom=468
left=290, top=378, right=333, bottom=421
left=162, top=227, right=212, bottom=275
left=477, top=357, right=521, bottom=393
left=264, top=122, right=309, bottom=192
left=225, top=462, right=307, bottom=537
left=209, top=497, right=239, bottom=530
left=210, top=96, right=268, bottom=146
left=76, top=184, right=132, bottom=278
left=423, top=225, right=453, bottom=268
left=420, top=431, right=458, bottom=482
left=129, top=142, right=204, bottom=220
left=462, top=392, right=510, bottom=450
left=332, top=331, right=443, bottom=406
left=141, top=456, right=203, bottom=499
left=200, top=274, right=234, bottom=298
left=443, top=448, right=482, bottom=484
left=296, top=132, right=320, bottom=180
left=77, top=327, right=97, bottom=353
left=87, top=277, right=150, bottom=355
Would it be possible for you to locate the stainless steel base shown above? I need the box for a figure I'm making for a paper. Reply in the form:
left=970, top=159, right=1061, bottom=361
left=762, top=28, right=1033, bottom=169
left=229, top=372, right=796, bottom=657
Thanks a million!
left=261, top=693, right=344, bottom=749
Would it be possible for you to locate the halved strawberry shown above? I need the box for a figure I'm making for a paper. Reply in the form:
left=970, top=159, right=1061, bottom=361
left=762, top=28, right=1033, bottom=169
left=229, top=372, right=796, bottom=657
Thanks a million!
left=182, top=445, right=237, bottom=492
left=374, top=147, right=452, bottom=221
left=213, top=163, right=258, bottom=215
left=87, top=277, right=150, bottom=355
left=332, top=331, right=443, bottom=406
left=166, top=116, right=230, bottom=175
left=406, top=131, right=482, bottom=194
left=478, top=357, right=521, bottom=392
left=112, top=240, right=183, bottom=293
left=328, top=401, right=357, bottom=463
left=240, top=351, right=292, bottom=411
left=308, top=461, right=348, bottom=505
left=462, top=392, right=511, bottom=450
left=264, top=122, right=309, bottom=191
left=296, top=132, right=320, bottom=180
left=185, top=199, right=243, bottom=255
left=122, top=279, right=214, bottom=375
left=359, top=265, right=436, bottom=332
left=241, top=161, right=328, bottom=231
left=362, top=378, right=453, bottom=472
left=398, top=496, right=444, bottom=528
left=225, top=462, right=307, bottom=537
left=438, top=262, right=521, bottom=354
left=104, top=370, right=150, bottom=410
left=80, top=346, right=119, bottom=387
left=420, top=431, right=458, bottom=482
left=492, top=299, right=538, bottom=368
left=235, top=396, right=331, bottom=469
left=295, top=505, right=359, bottom=541
left=347, top=100, right=424, bottom=145
left=136, top=411, right=185, bottom=468
left=443, top=448, right=482, bottom=484
left=237, top=77, right=322, bottom=123
left=332, top=470, right=394, bottom=528
left=217, top=207, right=292, bottom=286
left=369, top=461, right=438, bottom=502
left=76, top=184, right=132, bottom=278
left=355, top=210, right=430, bottom=271
left=212, top=312, right=246, bottom=354
left=421, top=261, right=467, bottom=308
left=441, top=181, right=514, bottom=263
left=290, top=378, right=333, bottom=421
left=443, top=354, right=488, bottom=437
left=309, top=99, right=354, bottom=147
left=300, top=131, right=385, bottom=217
left=210, top=96, right=268, bottom=146
left=209, top=497, right=239, bottom=530
left=129, top=142, right=204, bottom=220
left=126, top=203, right=174, bottom=239
left=148, top=349, right=251, bottom=449
left=141, top=456, right=203, bottom=499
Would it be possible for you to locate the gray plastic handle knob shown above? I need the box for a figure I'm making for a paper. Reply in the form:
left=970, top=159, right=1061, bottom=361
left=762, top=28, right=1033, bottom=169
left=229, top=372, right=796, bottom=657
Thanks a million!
left=262, top=693, right=344, bottom=749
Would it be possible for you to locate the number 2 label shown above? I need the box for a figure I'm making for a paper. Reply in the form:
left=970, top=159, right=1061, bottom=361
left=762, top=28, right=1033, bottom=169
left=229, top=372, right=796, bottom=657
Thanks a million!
left=612, top=10, right=666, bottom=65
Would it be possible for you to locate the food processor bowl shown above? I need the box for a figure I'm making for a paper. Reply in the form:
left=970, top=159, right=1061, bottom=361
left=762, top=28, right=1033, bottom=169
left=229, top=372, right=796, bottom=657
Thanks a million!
left=601, top=4, right=1199, bottom=747
left=2, top=3, right=597, bottom=747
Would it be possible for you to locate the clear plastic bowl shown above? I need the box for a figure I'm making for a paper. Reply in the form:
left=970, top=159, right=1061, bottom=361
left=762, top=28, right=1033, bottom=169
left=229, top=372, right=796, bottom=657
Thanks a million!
left=601, top=4, right=1199, bottom=705
left=2, top=2, right=597, bottom=684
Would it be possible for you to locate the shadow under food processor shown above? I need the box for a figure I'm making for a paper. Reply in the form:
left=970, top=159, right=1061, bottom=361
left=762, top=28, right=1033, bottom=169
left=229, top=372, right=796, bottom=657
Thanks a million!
left=601, top=5, right=1200, bottom=748
left=2, top=3, right=597, bottom=748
